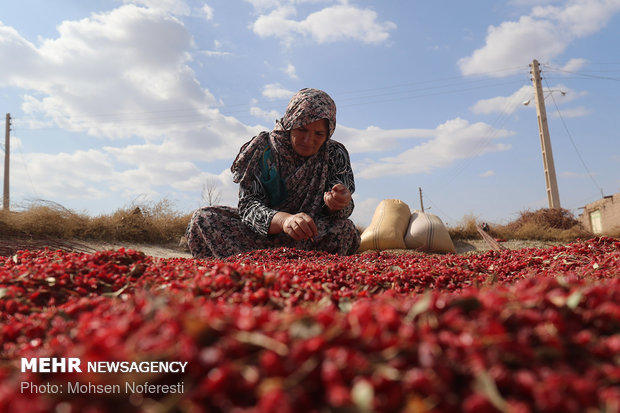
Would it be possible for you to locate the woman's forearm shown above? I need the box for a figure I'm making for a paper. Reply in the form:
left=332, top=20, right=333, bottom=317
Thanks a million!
left=268, top=211, right=292, bottom=234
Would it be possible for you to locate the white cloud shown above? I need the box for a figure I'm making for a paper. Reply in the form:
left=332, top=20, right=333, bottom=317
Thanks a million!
left=0, top=5, right=259, bottom=204
left=202, top=49, right=232, bottom=57
left=202, top=40, right=232, bottom=57
left=251, top=106, right=281, bottom=122
left=354, top=118, right=513, bottom=178
left=300, top=5, right=396, bottom=44
left=0, top=0, right=395, bottom=208
left=251, top=3, right=396, bottom=45
left=12, top=149, right=115, bottom=200
left=561, top=58, right=588, bottom=72
left=459, top=0, right=620, bottom=76
left=245, top=0, right=285, bottom=12
left=458, top=16, right=563, bottom=76
left=245, top=0, right=336, bottom=13
left=480, top=170, right=496, bottom=177
left=122, top=0, right=191, bottom=15
left=200, top=4, right=215, bottom=20
left=262, top=83, right=295, bottom=99
left=7, top=4, right=248, bottom=144
left=471, top=85, right=533, bottom=115
left=283, top=63, right=298, bottom=79
left=335, top=125, right=435, bottom=154
left=473, top=84, right=582, bottom=115
left=0, top=25, right=40, bottom=86
left=7, top=5, right=221, bottom=139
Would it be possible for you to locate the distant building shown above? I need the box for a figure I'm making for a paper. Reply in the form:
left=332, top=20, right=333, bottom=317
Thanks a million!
left=579, top=192, right=620, bottom=235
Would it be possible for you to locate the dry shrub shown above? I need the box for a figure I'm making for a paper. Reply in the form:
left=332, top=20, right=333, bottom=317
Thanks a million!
left=508, top=208, right=581, bottom=230
left=447, top=208, right=593, bottom=242
left=497, top=208, right=592, bottom=241
left=448, top=214, right=480, bottom=240
left=83, top=199, right=191, bottom=243
left=1, top=199, right=191, bottom=245
left=0, top=203, right=94, bottom=256
left=1, top=201, right=89, bottom=239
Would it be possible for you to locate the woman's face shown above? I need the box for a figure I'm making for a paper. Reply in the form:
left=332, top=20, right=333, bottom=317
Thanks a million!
left=290, top=119, right=328, bottom=157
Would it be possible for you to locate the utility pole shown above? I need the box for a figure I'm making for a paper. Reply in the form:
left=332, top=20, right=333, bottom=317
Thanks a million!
left=418, top=187, right=424, bottom=212
left=3, top=113, right=10, bottom=211
left=530, top=59, right=561, bottom=209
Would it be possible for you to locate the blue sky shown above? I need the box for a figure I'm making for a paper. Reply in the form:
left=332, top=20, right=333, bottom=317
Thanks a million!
left=1, top=0, right=619, bottom=228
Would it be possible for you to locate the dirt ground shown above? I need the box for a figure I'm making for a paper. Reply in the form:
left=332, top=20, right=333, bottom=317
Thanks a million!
left=452, top=239, right=564, bottom=254
left=72, top=240, right=194, bottom=259
left=72, top=238, right=565, bottom=259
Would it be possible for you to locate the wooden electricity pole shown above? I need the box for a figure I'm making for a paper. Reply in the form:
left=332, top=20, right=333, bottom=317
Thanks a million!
left=530, top=59, right=561, bottom=209
left=3, top=113, right=10, bottom=211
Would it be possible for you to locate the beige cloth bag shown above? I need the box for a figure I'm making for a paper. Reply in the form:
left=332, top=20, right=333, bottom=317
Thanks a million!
left=404, top=210, right=455, bottom=253
left=359, top=199, right=411, bottom=251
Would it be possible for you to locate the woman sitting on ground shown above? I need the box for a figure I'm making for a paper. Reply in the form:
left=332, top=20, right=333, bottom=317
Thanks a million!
left=186, top=88, right=360, bottom=258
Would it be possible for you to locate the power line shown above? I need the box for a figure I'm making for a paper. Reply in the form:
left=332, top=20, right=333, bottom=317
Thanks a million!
left=335, top=67, right=526, bottom=99
left=542, top=64, right=620, bottom=82
left=336, top=65, right=527, bottom=97
left=337, top=79, right=525, bottom=108
left=401, top=76, right=532, bottom=220
left=420, top=192, right=457, bottom=224
left=431, top=77, right=532, bottom=190
left=14, top=69, right=530, bottom=129
left=12, top=62, right=620, bottom=131
left=543, top=77, right=605, bottom=198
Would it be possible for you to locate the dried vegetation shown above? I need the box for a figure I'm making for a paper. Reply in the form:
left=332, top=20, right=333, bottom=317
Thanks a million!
left=0, top=201, right=602, bottom=256
left=448, top=208, right=593, bottom=241
left=0, top=200, right=191, bottom=256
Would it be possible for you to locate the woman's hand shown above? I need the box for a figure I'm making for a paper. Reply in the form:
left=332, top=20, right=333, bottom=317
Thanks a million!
left=324, top=183, right=351, bottom=212
left=282, top=212, right=318, bottom=241
left=270, top=211, right=318, bottom=241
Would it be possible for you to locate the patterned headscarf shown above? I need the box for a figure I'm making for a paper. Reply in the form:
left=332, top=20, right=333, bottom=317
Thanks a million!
left=231, top=88, right=337, bottom=217
left=273, top=88, right=336, bottom=139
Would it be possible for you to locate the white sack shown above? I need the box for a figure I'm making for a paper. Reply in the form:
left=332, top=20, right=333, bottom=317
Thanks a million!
left=404, top=210, right=455, bottom=254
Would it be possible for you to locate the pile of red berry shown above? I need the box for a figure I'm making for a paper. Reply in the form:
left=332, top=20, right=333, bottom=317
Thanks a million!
left=1, top=237, right=619, bottom=412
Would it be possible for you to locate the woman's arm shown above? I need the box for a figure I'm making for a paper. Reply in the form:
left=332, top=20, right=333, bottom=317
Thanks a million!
left=323, top=141, right=355, bottom=218
left=239, top=174, right=318, bottom=240
left=238, top=179, right=278, bottom=237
